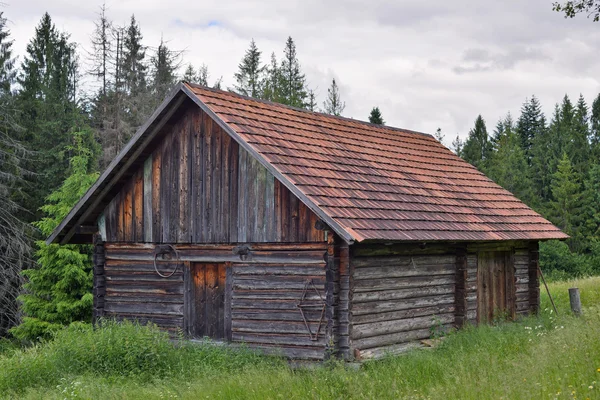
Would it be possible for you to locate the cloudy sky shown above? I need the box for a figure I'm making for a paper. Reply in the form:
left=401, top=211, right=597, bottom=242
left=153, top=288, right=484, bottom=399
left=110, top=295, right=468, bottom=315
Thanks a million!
left=8, top=0, right=600, bottom=145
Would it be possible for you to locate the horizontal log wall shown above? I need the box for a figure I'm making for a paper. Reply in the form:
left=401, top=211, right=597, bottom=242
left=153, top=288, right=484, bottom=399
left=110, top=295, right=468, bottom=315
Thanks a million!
left=102, top=242, right=328, bottom=360
left=102, top=104, right=324, bottom=244
left=349, top=244, right=457, bottom=360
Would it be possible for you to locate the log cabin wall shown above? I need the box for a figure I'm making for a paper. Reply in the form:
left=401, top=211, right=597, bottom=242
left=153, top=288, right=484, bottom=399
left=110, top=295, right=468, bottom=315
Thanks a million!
left=100, top=104, right=324, bottom=244
left=346, top=241, right=540, bottom=360
left=348, top=243, right=457, bottom=360
left=102, top=242, right=329, bottom=360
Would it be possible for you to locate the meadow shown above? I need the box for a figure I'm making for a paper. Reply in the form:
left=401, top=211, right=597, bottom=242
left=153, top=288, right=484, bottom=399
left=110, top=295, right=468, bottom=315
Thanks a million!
left=1, top=277, right=599, bottom=400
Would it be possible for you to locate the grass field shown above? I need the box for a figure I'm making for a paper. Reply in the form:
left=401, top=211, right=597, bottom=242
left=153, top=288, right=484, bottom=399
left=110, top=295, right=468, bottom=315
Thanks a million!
left=1, top=277, right=599, bottom=400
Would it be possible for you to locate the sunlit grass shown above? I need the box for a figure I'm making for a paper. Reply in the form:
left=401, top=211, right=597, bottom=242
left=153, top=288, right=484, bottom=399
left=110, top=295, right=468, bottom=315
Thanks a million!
left=2, top=277, right=599, bottom=400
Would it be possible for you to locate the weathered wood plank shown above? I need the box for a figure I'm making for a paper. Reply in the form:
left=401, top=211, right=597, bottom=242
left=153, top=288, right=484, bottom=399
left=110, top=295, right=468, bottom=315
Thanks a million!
left=353, top=275, right=455, bottom=292
left=133, top=169, right=144, bottom=242
left=351, top=313, right=455, bottom=340
left=352, top=285, right=455, bottom=303
left=143, top=156, right=153, bottom=242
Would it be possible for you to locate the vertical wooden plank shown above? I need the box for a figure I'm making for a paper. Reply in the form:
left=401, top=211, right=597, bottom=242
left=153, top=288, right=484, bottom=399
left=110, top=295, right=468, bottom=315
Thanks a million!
left=280, top=183, right=290, bottom=242
left=237, top=149, right=247, bottom=242
left=221, top=132, right=231, bottom=242
left=289, top=191, right=299, bottom=242
left=454, top=246, right=468, bottom=328
left=528, top=241, right=540, bottom=315
left=265, top=172, right=276, bottom=242
left=274, top=180, right=282, bottom=241
left=133, top=169, right=143, bottom=242
left=97, top=213, right=106, bottom=242
left=506, top=252, right=516, bottom=319
left=204, top=117, right=212, bottom=242
left=123, top=183, right=133, bottom=242
left=477, top=252, right=487, bottom=324
left=179, top=113, right=190, bottom=243
left=228, top=139, right=239, bottom=243
left=224, top=263, right=232, bottom=341
left=143, top=156, right=153, bottom=242
left=487, top=252, right=494, bottom=323
left=498, top=252, right=506, bottom=315
left=152, top=148, right=162, bottom=243
left=183, top=262, right=193, bottom=336
left=217, top=263, right=226, bottom=339
left=298, top=202, right=309, bottom=243
left=255, top=160, right=266, bottom=242
left=212, top=121, right=221, bottom=242
left=193, top=264, right=206, bottom=337
left=116, top=191, right=125, bottom=242
left=205, top=263, right=218, bottom=338
left=193, top=109, right=203, bottom=242
left=161, top=134, right=171, bottom=243
left=170, top=125, right=180, bottom=243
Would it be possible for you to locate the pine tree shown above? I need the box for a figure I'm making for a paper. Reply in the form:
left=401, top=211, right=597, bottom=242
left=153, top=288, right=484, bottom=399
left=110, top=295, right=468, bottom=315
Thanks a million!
left=197, top=64, right=209, bottom=86
left=17, top=13, right=80, bottom=220
left=234, top=39, right=265, bottom=98
left=549, top=153, right=582, bottom=240
left=531, top=104, right=562, bottom=202
left=516, top=96, right=545, bottom=163
left=461, top=115, right=491, bottom=170
left=11, top=130, right=98, bottom=341
left=278, top=37, right=307, bottom=108
left=323, top=78, right=345, bottom=116
left=583, top=163, right=600, bottom=238
left=262, top=52, right=279, bottom=102
left=368, top=107, right=384, bottom=125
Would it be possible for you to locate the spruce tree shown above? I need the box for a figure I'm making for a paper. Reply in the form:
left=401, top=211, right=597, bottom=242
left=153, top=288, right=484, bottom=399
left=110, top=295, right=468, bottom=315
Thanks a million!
left=485, top=115, right=536, bottom=206
left=531, top=104, right=563, bottom=202
left=549, top=153, right=582, bottom=240
left=451, top=134, right=464, bottom=156
left=307, top=89, right=317, bottom=111
left=121, top=15, right=147, bottom=97
left=278, top=37, right=307, bottom=108
left=590, top=93, right=600, bottom=159
left=570, top=94, right=591, bottom=176
left=323, top=78, right=345, bottom=116
left=151, top=38, right=180, bottom=101
left=17, top=13, right=80, bottom=220
left=183, top=63, right=198, bottom=83
left=89, top=4, right=112, bottom=98
left=461, top=115, right=491, bottom=170
left=234, top=39, right=265, bottom=98
left=368, top=107, right=384, bottom=125
left=516, top=96, right=545, bottom=163
left=11, top=130, right=98, bottom=341
left=262, top=52, right=280, bottom=102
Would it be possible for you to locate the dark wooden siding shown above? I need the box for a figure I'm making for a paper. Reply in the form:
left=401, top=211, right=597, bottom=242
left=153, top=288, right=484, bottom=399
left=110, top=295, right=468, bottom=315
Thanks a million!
left=102, top=242, right=328, bottom=360
left=346, top=241, right=539, bottom=360
left=349, top=243, right=457, bottom=360
left=102, top=105, right=324, bottom=244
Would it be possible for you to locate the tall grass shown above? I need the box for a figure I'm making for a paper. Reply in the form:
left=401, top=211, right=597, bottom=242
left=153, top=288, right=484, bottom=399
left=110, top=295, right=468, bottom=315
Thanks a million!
left=1, top=277, right=599, bottom=400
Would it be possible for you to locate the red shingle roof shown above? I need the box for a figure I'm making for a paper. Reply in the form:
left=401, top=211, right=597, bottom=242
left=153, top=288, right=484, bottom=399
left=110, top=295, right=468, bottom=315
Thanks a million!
left=186, top=83, right=567, bottom=243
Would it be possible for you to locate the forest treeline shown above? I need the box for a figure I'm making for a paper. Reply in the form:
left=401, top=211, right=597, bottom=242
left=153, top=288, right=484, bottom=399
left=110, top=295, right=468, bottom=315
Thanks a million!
left=0, top=8, right=598, bottom=340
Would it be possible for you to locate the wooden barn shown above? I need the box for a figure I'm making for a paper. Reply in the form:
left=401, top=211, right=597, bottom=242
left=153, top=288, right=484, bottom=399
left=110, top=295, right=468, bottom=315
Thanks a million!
left=48, top=82, right=567, bottom=361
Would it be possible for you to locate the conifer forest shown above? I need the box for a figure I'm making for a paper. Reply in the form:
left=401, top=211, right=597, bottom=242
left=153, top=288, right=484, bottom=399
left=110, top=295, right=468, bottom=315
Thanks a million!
left=0, top=6, right=599, bottom=341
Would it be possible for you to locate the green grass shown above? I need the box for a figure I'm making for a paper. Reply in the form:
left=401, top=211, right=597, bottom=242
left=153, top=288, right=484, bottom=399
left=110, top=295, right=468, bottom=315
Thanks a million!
left=2, top=277, right=600, bottom=400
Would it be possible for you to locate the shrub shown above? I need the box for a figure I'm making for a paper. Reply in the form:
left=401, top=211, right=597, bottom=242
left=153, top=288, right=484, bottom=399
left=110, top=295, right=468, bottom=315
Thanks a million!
left=539, top=240, right=591, bottom=279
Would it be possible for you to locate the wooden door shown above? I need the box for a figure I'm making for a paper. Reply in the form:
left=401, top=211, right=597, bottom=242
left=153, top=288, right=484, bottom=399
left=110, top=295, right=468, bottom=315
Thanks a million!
left=477, top=251, right=516, bottom=324
left=186, top=263, right=228, bottom=339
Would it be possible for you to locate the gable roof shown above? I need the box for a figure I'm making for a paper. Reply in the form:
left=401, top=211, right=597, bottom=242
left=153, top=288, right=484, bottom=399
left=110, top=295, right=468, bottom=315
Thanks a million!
left=47, top=82, right=568, bottom=245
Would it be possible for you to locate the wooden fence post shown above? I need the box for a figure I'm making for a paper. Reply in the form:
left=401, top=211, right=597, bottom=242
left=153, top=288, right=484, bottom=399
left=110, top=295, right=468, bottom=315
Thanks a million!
left=569, top=288, right=582, bottom=316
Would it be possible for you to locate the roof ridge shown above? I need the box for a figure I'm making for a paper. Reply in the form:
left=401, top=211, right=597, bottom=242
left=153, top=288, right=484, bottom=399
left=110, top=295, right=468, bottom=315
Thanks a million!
left=183, top=81, right=436, bottom=140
